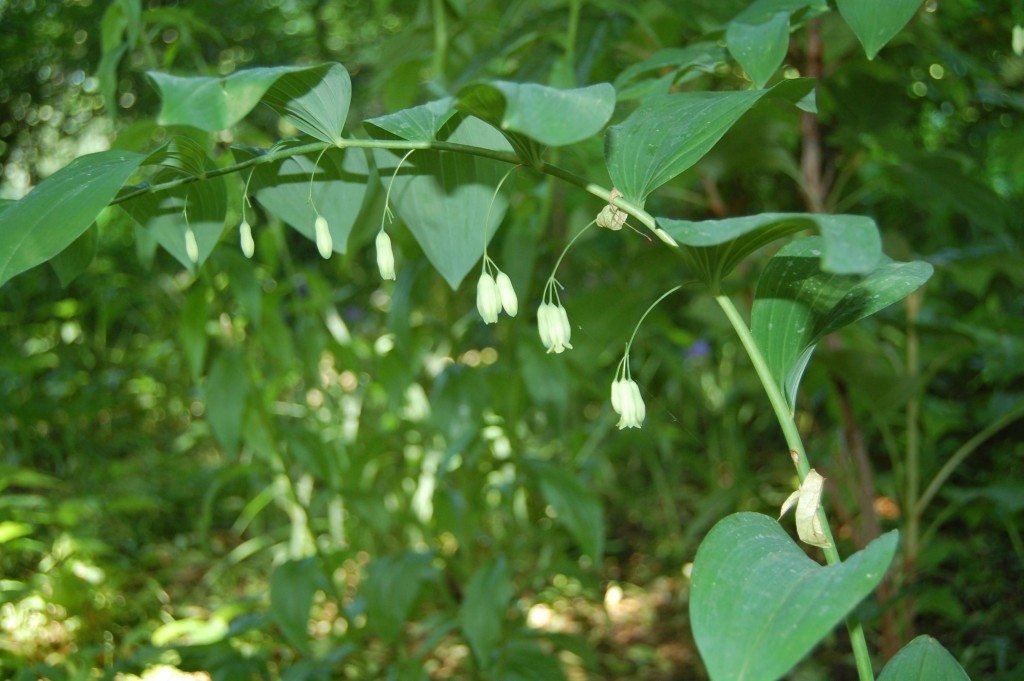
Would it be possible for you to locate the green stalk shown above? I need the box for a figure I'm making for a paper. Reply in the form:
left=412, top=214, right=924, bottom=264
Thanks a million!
left=715, top=295, right=875, bottom=681
left=109, top=137, right=663, bottom=239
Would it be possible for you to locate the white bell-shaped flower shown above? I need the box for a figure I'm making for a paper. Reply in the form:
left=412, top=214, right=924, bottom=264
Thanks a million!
left=239, top=220, right=255, bottom=259
left=476, top=272, right=501, bottom=324
left=538, top=302, right=572, bottom=353
left=376, top=231, right=396, bottom=280
left=495, top=271, right=518, bottom=317
left=611, top=377, right=645, bottom=429
left=314, top=215, right=333, bottom=259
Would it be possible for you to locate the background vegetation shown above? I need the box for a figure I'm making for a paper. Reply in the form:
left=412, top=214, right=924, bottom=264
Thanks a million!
left=1, top=0, right=1022, bottom=679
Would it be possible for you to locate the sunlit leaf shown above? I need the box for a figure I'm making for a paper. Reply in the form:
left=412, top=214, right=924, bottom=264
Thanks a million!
left=691, top=512, right=898, bottom=681
left=364, top=97, right=456, bottom=142
left=657, top=212, right=885, bottom=287
left=0, top=150, right=144, bottom=288
left=373, top=116, right=513, bottom=289
left=877, top=636, right=971, bottom=681
left=245, top=146, right=371, bottom=256
left=148, top=62, right=351, bottom=140
left=604, top=79, right=813, bottom=204
left=264, top=63, right=352, bottom=144
left=456, top=81, right=616, bottom=147
left=837, top=0, right=923, bottom=59
left=751, top=236, right=932, bottom=407
left=120, top=171, right=227, bottom=271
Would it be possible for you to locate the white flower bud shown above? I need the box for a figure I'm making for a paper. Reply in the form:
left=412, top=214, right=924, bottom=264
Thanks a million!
left=494, top=271, right=518, bottom=317
left=184, top=227, right=199, bottom=264
left=611, top=377, right=645, bottom=429
left=476, top=273, right=500, bottom=324
left=239, top=220, right=255, bottom=259
left=314, top=215, right=333, bottom=259
left=1014, top=25, right=1024, bottom=56
left=376, top=231, right=396, bottom=280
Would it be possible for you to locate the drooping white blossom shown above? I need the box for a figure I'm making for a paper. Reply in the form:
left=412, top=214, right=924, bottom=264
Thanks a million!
left=314, top=215, right=333, bottom=259
left=375, top=231, right=396, bottom=280
left=495, top=271, right=518, bottom=317
left=476, top=272, right=501, bottom=324
left=184, top=227, right=200, bottom=264
left=239, top=220, right=255, bottom=259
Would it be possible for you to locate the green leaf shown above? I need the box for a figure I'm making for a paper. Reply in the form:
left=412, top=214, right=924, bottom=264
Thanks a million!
left=120, top=172, right=227, bottom=271
left=148, top=63, right=351, bottom=140
left=0, top=521, right=32, bottom=544
left=203, top=349, right=250, bottom=454
left=878, top=636, right=971, bottom=681
left=612, top=44, right=726, bottom=94
left=270, top=558, right=320, bottom=654
left=372, top=116, right=513, bottom=289
left=263, top=63, right=352, bottom=144
left=363, top=551, right=435, bottom=643
left=0, top=150, right=144, bottom=288
left=657, top=212, right=885, bottom=287
left=364, top=97, right=456, bottom=142
left=837, top=0, right=923, bottom=59
left=49, top=228, right=98, bottom=288
left=456, top=81, right=616, bottom=147
left=604, top=79, right=813, bottom=204
left=732, top=0, right=827, bottom=25
left=245, top=147, right=370, bottom=256
left=690, top=512, right=898, bottom=681
left=751, top=236, right=932, bottom=408
left=504, top=639, right=567, bottom=681
left=460, top=556, right=514, bottom=667
left=528, top=461, right=604, bottom=562
left=179, top=283, right=209, bottom=380
left=726, top=12, right=791, bottom=89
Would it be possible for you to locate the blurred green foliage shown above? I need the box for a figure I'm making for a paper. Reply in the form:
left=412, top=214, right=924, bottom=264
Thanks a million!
left=0, top=0, right=1022, bottom=679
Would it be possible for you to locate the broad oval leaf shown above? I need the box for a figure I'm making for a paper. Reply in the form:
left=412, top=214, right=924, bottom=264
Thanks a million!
left=726, top=11, right=791, bottom=89
left=751, top=236, right=933, bottom=407
left=364, top=97, right=456, bottom=142
left=604, top=79, right=813, bottom=204
left=270, top=557, right=321, bottom=654
left=690, top=512, right=898, bottom=681
left=244, top=146, right=371, bottom=256
left=148, top=63, right=351, bottom=141
left=837, top=0, right=923, bottom=59
left=877, top=636, right=971, bottom=681
left=0, top=150, right=144, bottom=288
left=373, top=116, right=513, bottom=289
left=120, top=170, right=228, bottom=271
left=456, top=81, right=616, bottom=147
left=657, top=212, right=885, bottom=287
left=263, top=63, right=352, bottom=144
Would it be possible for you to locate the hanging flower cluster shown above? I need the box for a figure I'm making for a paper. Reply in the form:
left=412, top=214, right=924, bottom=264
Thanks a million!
left=611, top=355, right=645, bottom=429
left=537, top=277, right=572, bottom=353
left=477, top=255, right=518, bottom=324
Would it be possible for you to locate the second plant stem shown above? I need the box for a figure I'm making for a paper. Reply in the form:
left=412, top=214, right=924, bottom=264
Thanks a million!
left=715, top=294, right=876, bottom=681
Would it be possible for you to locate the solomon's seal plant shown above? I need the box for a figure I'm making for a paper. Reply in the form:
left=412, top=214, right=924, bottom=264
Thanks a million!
left=0, top=1, right=973, bottom=678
